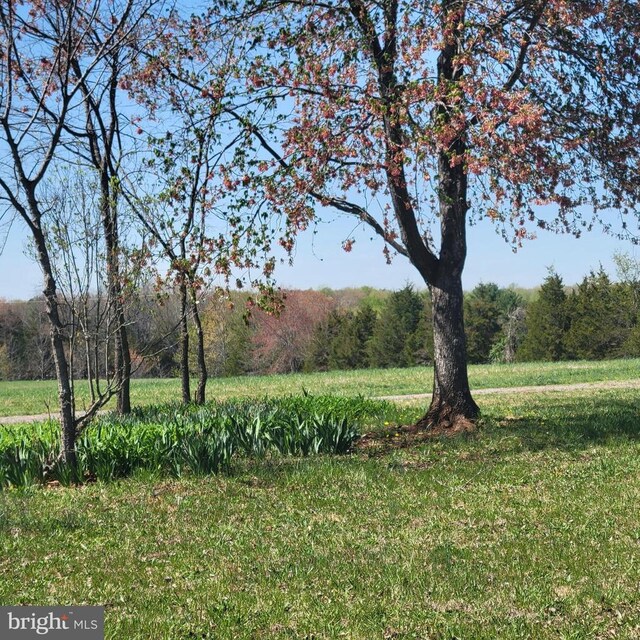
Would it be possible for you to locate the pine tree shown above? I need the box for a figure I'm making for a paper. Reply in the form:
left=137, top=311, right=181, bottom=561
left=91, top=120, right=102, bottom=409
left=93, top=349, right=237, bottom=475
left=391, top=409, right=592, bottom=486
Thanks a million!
left=518, top=270, right=568, bottom=362
left=465, top=284, right=525, bottom=363
left=329, top=304, right=377, bottom=370
left=328, top=311, right=359, bottom=369
left=464, top=283, right=504, bottom=364
left=368, top=285, right=426, bottom=368
left=305, top=310, right=347, bottom=372
left=564, top=268, right=629, bottom=360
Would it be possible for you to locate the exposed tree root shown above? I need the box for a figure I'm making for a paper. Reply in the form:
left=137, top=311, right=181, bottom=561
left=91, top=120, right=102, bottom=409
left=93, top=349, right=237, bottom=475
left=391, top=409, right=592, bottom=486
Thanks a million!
left=414, top=406, right=478, bottom=436
left=413, top=395, right=480, bottom=435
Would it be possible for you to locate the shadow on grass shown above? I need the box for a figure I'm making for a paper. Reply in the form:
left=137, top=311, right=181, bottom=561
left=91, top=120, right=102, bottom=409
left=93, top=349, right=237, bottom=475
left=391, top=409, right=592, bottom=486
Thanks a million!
left=481, top=395, right=640, bottom=454
left=359, top=393, right=640, bottom=459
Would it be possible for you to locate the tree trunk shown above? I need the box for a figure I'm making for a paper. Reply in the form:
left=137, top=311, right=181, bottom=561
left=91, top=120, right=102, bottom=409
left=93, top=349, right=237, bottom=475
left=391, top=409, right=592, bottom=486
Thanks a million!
left=179, top=282, right=191, bottom=404
left=32, top=225, right=77, bottom=466
left=101, top=176, right=131, bottom=415
left=190, top=290, right=207, bottom=405
left=414, top=3, right=478, bottom=431
left=362, top=0, right=478, bottom=431
left=115, top=315, right=131, bottom=414
left=417, top=273, right=479, bottom=430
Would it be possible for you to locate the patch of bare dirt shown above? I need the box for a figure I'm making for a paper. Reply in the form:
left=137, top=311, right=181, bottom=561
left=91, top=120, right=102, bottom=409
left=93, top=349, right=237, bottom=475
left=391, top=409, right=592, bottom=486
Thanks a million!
left=355, top=418, right=476, bottom=455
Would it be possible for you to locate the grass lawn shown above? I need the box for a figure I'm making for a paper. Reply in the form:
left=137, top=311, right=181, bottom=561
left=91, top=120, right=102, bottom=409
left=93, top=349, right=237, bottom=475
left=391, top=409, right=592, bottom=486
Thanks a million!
left=2, top=388, right=640, bottom=638
left=1, top=357, right=640, bottom=417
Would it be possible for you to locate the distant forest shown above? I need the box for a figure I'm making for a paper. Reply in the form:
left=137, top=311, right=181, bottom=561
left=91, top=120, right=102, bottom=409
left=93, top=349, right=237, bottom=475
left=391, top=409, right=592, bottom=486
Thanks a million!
left=2, top=257, right=640, bottom=381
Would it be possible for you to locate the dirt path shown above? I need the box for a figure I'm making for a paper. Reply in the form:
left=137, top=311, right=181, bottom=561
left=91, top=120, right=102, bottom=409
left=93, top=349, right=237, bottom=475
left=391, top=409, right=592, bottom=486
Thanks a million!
left=378, top=378, right=640, bottom=402
left=0, top=411, right=106, bottom=426
left=2, top=379, right=639, bottom=425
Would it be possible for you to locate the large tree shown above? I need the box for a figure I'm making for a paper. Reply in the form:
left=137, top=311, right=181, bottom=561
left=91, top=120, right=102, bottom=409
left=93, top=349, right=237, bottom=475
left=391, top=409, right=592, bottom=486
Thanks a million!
left=228, top=0, right=640, bottom=429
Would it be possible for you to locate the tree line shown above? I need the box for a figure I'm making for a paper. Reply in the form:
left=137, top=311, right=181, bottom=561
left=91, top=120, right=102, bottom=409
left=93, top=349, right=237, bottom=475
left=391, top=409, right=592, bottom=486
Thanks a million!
left=4, top=258, right=640, bottom=381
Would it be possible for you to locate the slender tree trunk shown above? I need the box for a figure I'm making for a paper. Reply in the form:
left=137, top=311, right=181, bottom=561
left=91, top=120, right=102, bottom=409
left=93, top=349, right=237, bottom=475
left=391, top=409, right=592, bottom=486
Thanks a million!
left=32, top=225, right=76, bottom=466
left=101, top=178, right=131, bottom=414
left=115, top=314, right=131, bottom=414
left=179, top=282, right=191, bottom=404
left=190, top=290, right=207, bottom=405
left=85, top=329, right=96, bottom=404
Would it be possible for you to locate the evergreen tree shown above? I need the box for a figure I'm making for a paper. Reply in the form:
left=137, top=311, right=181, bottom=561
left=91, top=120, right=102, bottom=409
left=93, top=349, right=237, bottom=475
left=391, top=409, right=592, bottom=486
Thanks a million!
left=465, top=283, right=524, bottom=363
left=622, top=318, right=640, bottom=357
left=328, top=311, right=359, bottom=370
left=305, top=310, right=347, bottom=372
left=329, top=304, right=377, bottom=370
left=407, top=293, right=434, bottom=365
left=518, top=270, right=568, bottom=362
left=564, top=269, right=629, bottom=360
left=464, top=283, right=504, bottom=364
left=368, top=285, right=426, bottom=368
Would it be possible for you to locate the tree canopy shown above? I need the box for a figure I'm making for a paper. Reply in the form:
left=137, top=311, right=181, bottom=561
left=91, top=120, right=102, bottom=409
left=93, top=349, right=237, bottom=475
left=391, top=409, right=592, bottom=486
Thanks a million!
left=220, top=0, right=640, bottom=427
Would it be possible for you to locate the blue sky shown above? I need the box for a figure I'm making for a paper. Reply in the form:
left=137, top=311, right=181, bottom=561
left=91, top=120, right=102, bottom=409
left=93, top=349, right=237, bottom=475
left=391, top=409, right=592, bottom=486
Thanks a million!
left=1, top=209, right=635, bottom=301
left=273, top=215, right=631, bottom=291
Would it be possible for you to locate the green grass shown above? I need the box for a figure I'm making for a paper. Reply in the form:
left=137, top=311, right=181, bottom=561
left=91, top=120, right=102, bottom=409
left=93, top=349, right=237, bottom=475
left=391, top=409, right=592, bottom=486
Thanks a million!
left=2, top=357, right=640, bottom=417
left=2, top=388, right=640, bottom=638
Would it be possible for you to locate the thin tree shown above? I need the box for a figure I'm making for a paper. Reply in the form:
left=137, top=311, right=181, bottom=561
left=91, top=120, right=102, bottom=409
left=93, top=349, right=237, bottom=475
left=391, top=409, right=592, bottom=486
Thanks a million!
left=71, top=48, right=135, bottom=414
left=123, top=12, right=288, bottom=402
left=0, top=0, right=158, bottom=464
left=125, top=55, right=235, bottom=405
left=130, top=115, right=223, bottom=405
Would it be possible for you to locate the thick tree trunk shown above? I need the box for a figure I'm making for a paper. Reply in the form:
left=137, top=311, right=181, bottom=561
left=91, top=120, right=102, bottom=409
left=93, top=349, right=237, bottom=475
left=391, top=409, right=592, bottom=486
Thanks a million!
left=179, top=282, right=191, bottom=404
left=414, top=3, right=478, bottom=431
left=363, top=0, right=478, bottom=431
left=190, top=291, right=207, bottom=405
left=417, top=273, right=479, bottom=430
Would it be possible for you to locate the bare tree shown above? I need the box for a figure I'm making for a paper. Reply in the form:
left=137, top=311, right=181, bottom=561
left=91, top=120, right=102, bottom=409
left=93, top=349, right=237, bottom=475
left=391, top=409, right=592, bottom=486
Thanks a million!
left=0, top=0, right=159, bottom=465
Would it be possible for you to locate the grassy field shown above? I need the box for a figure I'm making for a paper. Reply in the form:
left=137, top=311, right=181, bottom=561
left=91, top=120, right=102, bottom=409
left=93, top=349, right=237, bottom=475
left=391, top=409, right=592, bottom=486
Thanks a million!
left=2, top=386, right=640, bottom=638
left=1, top=357, right=640, bottom=417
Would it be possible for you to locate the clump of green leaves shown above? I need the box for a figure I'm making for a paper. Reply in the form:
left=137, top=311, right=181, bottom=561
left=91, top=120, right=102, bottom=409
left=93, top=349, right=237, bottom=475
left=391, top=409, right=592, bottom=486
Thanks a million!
left=0, top=395, right=390, bottom=488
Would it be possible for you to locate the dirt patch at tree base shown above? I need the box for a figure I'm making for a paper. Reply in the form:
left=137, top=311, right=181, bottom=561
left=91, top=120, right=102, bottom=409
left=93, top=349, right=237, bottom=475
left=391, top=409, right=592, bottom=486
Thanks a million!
left=355, top=418, right=476, bottom=455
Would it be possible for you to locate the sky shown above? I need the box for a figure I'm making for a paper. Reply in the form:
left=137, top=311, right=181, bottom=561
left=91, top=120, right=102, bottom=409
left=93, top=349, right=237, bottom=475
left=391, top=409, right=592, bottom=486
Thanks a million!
left=0, top=208, right=636, bottom=301
left=273, top=215, right=633, bottom=291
